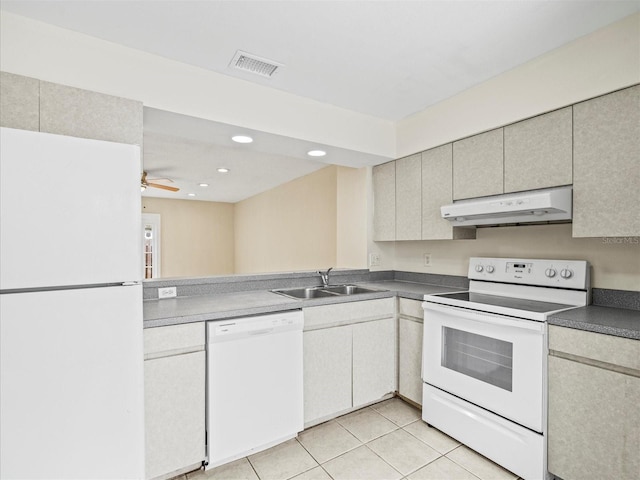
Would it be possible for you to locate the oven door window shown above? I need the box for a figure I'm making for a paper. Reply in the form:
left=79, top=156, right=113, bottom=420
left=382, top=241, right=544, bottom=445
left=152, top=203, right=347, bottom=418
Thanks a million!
left=442, top=327, right=513, bottom=391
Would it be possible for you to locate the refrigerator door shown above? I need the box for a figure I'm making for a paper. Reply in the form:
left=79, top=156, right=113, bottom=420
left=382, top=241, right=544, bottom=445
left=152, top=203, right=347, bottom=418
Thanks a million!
left=0, top=285, right=145, bottom=479
left=0, top=127, right=141, bottom=290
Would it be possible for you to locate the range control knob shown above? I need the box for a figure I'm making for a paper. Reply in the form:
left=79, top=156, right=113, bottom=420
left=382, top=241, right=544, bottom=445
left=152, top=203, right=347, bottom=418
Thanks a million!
left=475, top=265, right=484, bottom=273
left=545, top=268, right=557, bottom=278
left=485, top=265, right=495, bottom=273
left=560, top=269, right=573, bottom=279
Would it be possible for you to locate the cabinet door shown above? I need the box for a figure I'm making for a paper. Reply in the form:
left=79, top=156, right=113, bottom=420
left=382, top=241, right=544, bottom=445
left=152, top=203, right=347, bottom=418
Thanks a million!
left=396, top=153, right=422, bottom=240
left=40, top=81, right=143, bottom=145
left=398, top=317, right=423, bottom=406
left=548, top=356, right=640, bottom=480
left=145, top=351, right=206, bottom=480
left=504, top=107, right=572, bottom=193
left=573, top=85, right=640, bottom=237
left=352, top=318, right=396, bottom=407
left=0, top=71, right=39, bottom=131
left=422, top=144, right=476, bottom=240
left=303, top=326, right=352, bottom=424
left=373, top=161, right=396, bottom=241
left=453, top=128, right=504, bottom=200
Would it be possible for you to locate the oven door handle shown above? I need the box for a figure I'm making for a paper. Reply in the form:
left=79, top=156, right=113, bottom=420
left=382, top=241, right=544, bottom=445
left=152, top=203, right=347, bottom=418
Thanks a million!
left=422, top=302, right=545, bottom=333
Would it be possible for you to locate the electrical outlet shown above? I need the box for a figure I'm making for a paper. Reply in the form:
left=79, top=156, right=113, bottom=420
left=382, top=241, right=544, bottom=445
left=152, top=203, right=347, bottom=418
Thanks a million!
left=158, top=287, right=177, bottom=299
left=423, top=253, right=432, bottom=267
left=369, top=253, right=381, bottom=267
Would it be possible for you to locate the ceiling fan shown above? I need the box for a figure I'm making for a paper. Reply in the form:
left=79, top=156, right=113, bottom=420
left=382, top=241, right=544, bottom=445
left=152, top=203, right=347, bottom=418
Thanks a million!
left=140, top=171, right=179, bottom=192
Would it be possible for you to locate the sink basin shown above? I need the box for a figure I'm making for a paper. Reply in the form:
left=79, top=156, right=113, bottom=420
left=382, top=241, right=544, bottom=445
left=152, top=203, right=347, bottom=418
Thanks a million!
left=272, top=287, right=338, bottom=300
left=272, top=284, right=383, bottom=300
left=322, top=285, right=379, bottom=295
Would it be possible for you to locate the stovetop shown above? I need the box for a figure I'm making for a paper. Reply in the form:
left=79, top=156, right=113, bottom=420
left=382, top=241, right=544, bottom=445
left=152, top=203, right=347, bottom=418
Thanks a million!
left=428, top=291, right=575, bottom=314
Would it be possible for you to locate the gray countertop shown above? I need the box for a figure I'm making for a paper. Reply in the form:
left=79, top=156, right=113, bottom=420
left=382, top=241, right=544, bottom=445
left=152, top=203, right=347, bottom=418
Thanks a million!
left=144, top=279, right=639, bottom=340
left=548, top=305, right=640, bottom=340
left=143, top=280, right=464, bottom=328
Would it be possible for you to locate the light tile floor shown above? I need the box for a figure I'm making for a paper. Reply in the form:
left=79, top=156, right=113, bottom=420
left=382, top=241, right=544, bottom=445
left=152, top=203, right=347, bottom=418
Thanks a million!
left=183, top=398, right=522, bottom=480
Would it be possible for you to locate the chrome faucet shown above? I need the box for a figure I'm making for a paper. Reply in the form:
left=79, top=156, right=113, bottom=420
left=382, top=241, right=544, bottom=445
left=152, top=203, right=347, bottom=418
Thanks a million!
left=317, top=268, right=333, bottom=287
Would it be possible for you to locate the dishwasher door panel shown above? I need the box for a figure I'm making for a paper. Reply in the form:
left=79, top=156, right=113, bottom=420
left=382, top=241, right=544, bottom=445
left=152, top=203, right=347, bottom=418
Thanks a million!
left=207, top=312, right=303, bottom=468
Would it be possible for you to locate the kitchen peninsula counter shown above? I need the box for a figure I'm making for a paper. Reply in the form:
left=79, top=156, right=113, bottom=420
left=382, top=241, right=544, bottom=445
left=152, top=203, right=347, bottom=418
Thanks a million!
left=143, top=279, right=463, bottom=328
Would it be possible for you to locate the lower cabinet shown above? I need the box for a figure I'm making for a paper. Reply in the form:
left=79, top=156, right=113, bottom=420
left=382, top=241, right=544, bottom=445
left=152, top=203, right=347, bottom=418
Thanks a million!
left=547, top=326, right=640, bottom=480
left=144, top=323, right=206, bottom=480
left=303, top=325, right=353, bottom=423
left=398, top=299, right=424, bottom=406
left=353, top=318, right=396, bottom=407
left=303, top=298, right=396, bottom=425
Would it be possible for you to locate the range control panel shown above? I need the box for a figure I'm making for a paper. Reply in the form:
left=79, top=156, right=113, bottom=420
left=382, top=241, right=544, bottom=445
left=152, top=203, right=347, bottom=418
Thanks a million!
left=468, top=257, right=590, bottom=289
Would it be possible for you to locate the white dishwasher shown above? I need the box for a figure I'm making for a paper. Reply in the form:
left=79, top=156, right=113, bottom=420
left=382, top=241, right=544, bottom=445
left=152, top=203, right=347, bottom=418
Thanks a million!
left=206, top=310, right=304, bottom=469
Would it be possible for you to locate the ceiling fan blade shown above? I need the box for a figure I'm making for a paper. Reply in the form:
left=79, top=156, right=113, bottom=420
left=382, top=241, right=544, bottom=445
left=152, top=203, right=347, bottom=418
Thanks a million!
left=147, top=177, right=174, bottom=183
left=147, top=182, right=180, bottom=192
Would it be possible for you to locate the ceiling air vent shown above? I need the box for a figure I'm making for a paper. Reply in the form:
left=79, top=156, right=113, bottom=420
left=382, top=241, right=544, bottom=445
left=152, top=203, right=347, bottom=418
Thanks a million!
left=229, top=50, right=283, bottom=78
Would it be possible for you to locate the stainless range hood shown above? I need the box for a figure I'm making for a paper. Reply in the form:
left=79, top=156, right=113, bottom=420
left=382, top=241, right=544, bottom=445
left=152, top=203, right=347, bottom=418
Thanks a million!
left=441, top=186, right=572, bottom=227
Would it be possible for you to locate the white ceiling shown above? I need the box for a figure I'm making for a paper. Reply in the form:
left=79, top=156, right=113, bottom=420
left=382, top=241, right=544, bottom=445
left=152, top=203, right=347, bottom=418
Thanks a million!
left=2, top=0, right=638, bottom=202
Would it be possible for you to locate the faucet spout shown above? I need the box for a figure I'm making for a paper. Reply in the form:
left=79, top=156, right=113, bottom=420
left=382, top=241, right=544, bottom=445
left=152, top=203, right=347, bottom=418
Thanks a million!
left=317, top=267, right=333, bottom=288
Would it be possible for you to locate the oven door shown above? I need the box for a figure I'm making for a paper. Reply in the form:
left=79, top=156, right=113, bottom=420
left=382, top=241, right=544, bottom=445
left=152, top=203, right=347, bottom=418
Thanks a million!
left=422, top=301, right=545, bottom=432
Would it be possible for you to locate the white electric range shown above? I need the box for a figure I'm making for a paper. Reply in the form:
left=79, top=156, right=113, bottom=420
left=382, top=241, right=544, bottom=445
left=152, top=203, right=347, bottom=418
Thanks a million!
left=422, top=257, right=591, bottom=480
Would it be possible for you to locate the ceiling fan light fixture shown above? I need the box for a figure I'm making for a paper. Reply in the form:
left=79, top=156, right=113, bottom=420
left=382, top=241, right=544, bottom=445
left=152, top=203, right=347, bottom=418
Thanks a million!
left=232, top=135, right=253, bottom=144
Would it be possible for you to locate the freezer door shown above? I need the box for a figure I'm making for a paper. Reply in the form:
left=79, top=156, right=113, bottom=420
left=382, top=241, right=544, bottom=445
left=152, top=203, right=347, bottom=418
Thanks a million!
left=0, top=285, right=145, bottom=479
left=0, top=128, right=141, bottom=290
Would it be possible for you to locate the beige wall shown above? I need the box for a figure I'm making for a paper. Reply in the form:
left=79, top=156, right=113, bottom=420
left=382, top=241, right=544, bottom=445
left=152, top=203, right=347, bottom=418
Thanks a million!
left=371, top=14, right=640, bottom=291
left=142, top=197, right=234, bottom=278
left=390, top=225, right=640, bottom=291
left=336, top=166, right=368, bottom=268
left=234, top=166, right=338, bottom=273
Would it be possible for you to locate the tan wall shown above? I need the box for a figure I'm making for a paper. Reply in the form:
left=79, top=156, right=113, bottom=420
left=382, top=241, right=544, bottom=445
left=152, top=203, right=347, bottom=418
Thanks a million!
left=336, top=166, right=368, bottom=268
left=141, top=197, right=234, bottom=278
left=234, top=166, right=338, bottom=274
left=391, top=225, right=640, bottom=291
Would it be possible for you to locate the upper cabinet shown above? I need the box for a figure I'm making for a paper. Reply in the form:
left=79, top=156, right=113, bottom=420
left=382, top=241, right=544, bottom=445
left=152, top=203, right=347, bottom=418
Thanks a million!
left=396, top=154, right=422, bottom=241
left=453, top=128, right=503, bottom=200
left=40, top=81, right=143, bottom=146
left=0, top=71, right=142, bottom=146
left=0, top=72, right=39, bottom=131
left=572, top=85, right=640, bottom=238
left=422, top=144, right=475, bottom=240
left=504, top=107, right=573, bottom=193
left=372, top=161, right=396, bottom=241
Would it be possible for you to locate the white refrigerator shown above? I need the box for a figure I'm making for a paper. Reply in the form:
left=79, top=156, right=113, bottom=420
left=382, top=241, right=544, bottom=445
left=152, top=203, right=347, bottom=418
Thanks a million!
left=0, top=127, right=145, bottom=479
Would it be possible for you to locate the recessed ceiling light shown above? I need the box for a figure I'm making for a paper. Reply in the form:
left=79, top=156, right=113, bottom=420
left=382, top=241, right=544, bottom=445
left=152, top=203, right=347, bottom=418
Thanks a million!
left=307, top=150, right=327, bottom=157
left=217, top=168, right=230, bottom=173
left=199, top=183, right=209, bottom=187
left=232, top=135, right=253, bottom=144
left=187, top=193, right=196, bottom=197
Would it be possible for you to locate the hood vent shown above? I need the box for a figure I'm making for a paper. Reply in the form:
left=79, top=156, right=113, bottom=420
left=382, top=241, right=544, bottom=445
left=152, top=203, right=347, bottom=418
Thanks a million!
left=441, top=186, right=572, bottom=227
left=230, top=50, right=283, bottom=78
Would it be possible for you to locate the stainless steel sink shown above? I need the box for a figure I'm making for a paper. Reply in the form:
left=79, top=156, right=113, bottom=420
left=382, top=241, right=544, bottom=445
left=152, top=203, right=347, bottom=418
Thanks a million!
left=272, top=284, right=383, bottom=300
left=272, top=287, right=338, bottom=300
left=322, top=285, right=378, bottom=295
